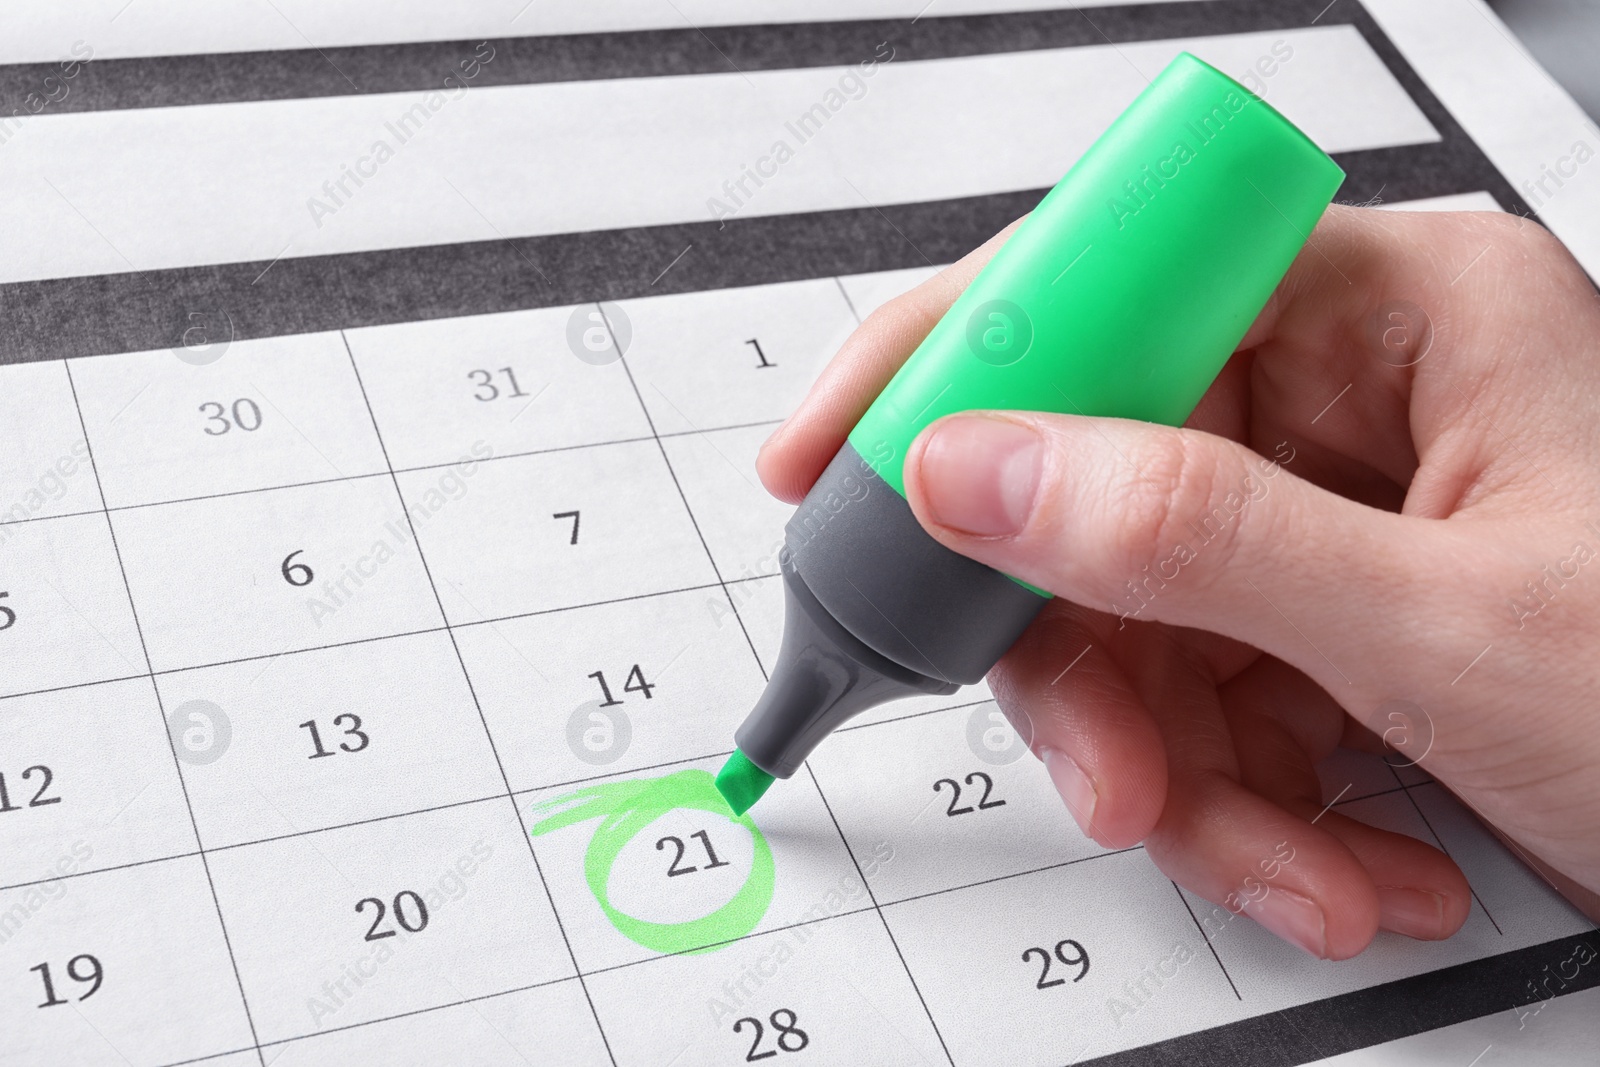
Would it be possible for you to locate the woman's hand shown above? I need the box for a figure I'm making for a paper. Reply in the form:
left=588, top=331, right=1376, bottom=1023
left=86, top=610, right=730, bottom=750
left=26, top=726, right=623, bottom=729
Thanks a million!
left=758, top=204, right=1600, bottom=959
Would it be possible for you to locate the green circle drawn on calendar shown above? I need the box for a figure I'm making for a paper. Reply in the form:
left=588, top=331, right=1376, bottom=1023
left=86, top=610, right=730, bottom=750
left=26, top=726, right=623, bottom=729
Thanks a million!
left=527, top=769, right=775, bottom=954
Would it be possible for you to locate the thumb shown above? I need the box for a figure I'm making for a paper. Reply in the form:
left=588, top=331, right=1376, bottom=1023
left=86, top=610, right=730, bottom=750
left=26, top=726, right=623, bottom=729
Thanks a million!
left=903, top=411, right=1464, bottom=695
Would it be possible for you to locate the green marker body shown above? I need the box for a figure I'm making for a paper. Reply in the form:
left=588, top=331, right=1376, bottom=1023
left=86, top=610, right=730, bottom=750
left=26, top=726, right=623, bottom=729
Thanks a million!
left=717, top=53, right=1344, bottom=815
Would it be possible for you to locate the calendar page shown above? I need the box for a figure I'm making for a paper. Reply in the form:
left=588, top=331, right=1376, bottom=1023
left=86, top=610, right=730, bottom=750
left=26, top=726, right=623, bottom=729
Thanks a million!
left=2, top=2, right=1598, bottom=1065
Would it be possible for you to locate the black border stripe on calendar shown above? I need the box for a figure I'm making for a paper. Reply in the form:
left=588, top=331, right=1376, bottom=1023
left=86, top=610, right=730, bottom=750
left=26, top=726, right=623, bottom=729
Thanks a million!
left=0, top=0, right=1538, bottom=366
left=1079, top=930, right=1600, bottom=1067
left=0, top=0, right=1494, bottom=114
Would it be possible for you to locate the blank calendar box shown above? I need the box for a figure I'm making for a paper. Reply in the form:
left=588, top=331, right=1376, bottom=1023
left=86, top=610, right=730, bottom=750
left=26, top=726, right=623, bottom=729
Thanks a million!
left=0, top=856, right=256, bottom=1067
left=520, top=756, right=861, bottom=974
left=661, top=424, right=790, bottom=584
left=70, top=333, right=388, bottom=510
left=399, top=440, right=718, bottom=624
left=586, top=909, right=945, bottom=1067
left=110, top=477, right=443, bottom=673
left=806, top=704, right=1096, bottom=905
left=159, top=631, right=506, bottom=850
left=455, top=587, right=767, bottom=793
left=616, top=278, right=857, bottom=436
left=887, top=848, right=1250, bottom=1064
left=0, top=361, right=98, bottom=524
left=0, top=678, right=195, bottom=885
left=263, top=980, right=610, bottom=1066
left=345, top=305, right=652, bottom=472
left=206, top=798, right=575, bottom=1045
left=0, top=512, right=145, bottom=698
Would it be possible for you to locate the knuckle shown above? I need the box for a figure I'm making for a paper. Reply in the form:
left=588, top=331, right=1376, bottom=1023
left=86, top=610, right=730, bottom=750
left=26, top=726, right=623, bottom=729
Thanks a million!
left=1116, top=431, right=1213, bottom=570
left=866, top=283, right=947, bottom=342
left=1111, top=431, right=1255, bottom=585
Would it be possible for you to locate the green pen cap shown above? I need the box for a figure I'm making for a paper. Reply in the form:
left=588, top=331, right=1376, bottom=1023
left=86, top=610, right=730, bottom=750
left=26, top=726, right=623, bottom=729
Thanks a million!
left=718, top=51, right=1344, bottom=807
left=849, top=50, right=1345, bottom=493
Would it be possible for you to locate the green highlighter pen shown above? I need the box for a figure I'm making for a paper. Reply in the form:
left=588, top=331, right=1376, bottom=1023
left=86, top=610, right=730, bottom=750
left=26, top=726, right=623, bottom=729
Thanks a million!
left=715, top=52, right=1345, bottom=815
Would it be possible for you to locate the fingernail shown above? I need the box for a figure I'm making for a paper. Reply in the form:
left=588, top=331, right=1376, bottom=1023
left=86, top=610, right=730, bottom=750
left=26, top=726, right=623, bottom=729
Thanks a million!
left=1040, top=747, right=1098, bottom=838
left=918, top=416, right=1043, bottom=536
left=1375, top=886, right=1447, bottom=940
left=1245, top=886, right=1327, bottom=958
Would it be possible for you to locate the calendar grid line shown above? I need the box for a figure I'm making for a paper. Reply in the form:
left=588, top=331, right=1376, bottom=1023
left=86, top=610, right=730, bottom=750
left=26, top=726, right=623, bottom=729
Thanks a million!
left=0, top=699, right=1418, bottom=898
left=0, top=704, right=936, bottom=891
left=135, top=922, right=1600, bottom=1067
left=608, top=279, right=964, bottom=1064
left=571, top=906, right=882, bottom=980
left=1172, top=880, right=1243, bottom=1001
left=0, top=770, right=1424, bottom=900
left=722, top=571, right=781, bottom=586
left=877, top=846, right=1146, bottom=911
left=341, top=332, right=622, bottom=1067
left=0, top=504, right=102, bottom=529
left=0, top=578, right=745, bottom=703
left=0, top=670, right=149, bottom=705
left=603, top=304, right=772, bottom=692
left=0, top=849, right=199, bottom=895
left=60, top=361, right=271, bottom=1067
left=832, top=276, right=866, bottom=325
left=0, top=417, right=790, bottom=531
left=149, top=1043, right=260, bottom=1067
left=834, top=698, right=996, bottom=733
left=138, top=973, right=592, bottom=1067
left=141, top=874, right=953, bottom=1067
left=1388, top=770, right=1506, bottom=937
left=1401, top=780, right=1600, bottom=940
left=257, top=972, right=586, bottom=1058
left=804, top=763, right=958, bottom=1067
left=0, top=787, right=1100, bottom=899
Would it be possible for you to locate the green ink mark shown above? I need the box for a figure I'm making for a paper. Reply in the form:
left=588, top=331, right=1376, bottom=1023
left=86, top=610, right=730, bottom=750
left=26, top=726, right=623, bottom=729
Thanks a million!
left=528, top=769, right=775, bottom=954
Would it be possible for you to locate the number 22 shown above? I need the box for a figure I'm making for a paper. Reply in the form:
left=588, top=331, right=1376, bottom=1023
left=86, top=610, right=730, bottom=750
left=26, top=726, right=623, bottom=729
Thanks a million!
left=932, top=771, right=1005, bottom=816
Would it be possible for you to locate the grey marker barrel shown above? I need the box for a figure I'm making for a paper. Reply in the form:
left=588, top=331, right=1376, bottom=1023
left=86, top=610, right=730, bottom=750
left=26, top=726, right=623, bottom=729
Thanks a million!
left=733, top=443, right=1048, bottom=779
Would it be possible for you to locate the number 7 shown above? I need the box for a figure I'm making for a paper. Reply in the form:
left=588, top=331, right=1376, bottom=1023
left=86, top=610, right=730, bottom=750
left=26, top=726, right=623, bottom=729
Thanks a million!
left=553, top=511, right=580, bottom=545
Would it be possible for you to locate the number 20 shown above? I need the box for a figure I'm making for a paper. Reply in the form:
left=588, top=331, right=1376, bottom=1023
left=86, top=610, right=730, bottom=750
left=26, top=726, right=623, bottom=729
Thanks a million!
left=357, top=891, right=428, bottom=941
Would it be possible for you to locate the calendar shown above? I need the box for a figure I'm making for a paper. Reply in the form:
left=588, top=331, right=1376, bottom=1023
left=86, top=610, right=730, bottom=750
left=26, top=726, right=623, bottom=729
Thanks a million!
left=2, top=2, right=1598, bottom=1065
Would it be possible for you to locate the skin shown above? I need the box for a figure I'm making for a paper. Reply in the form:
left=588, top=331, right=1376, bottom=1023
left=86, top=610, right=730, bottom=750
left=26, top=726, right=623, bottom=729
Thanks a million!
left=758, top=204, right=1600, bottom=959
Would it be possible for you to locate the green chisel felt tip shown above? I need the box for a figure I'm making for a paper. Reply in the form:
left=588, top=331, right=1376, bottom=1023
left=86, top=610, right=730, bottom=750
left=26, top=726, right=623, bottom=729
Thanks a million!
left=715, top=749, right=775, bottom=815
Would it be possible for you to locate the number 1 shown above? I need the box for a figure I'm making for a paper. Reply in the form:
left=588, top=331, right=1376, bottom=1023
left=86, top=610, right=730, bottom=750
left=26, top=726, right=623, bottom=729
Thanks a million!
left=744, top=338, right=776, bottom=369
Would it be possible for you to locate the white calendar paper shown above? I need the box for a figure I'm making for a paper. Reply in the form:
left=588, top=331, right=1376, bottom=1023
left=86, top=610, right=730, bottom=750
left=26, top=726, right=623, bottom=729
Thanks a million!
left=2, top=2, right=1598, bottom=1065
